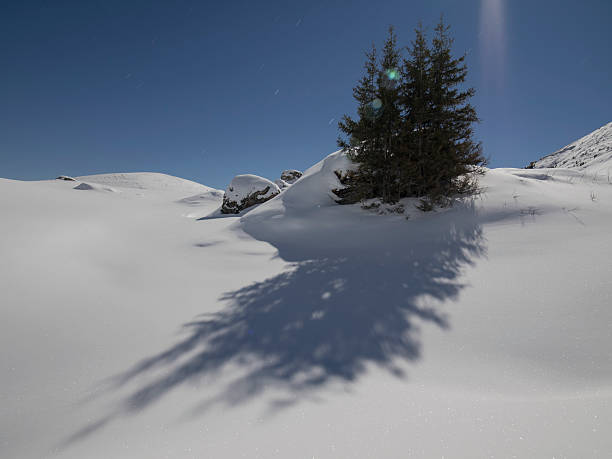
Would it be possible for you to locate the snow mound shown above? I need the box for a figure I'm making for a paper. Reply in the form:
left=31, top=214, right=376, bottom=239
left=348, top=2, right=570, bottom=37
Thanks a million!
left=241, top=150, right=365, bottom=253
left=246, top=149, right=354, bottom=218
left=221, top=174, right=281, bottom=214
left=73, top=182, right=117, bottom=192
left=75, top=172, right=217, bottom=196
left=530, top=121, right=612, bottom=175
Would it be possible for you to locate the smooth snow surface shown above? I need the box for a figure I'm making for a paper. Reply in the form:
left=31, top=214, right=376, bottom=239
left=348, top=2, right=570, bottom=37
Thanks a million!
left=1, top=155, right=612, bottom=458
left=532, top=121, right=612, bottom=177
left=76, top=172, right=220, bottom=198
left=73, top=182, right=117, bottom=192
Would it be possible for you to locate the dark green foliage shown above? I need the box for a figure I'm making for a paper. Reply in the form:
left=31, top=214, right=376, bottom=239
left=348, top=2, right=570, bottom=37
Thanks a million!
left=337, top=19, right=486, bottom=209
left=338, top=26, right=403, bottom=203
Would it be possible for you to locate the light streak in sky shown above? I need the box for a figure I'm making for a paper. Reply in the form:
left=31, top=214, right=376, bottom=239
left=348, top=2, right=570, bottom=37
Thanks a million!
left=479, top=0, right=507, bottom=89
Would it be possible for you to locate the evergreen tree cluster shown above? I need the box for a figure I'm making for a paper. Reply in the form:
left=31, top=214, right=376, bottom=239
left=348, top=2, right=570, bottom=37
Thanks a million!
left=336, top=19, right=486, bottom=209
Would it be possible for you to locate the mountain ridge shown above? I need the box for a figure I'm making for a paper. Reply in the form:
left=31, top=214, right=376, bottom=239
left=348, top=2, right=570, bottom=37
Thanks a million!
left=529, top=121, right=612, bottom=175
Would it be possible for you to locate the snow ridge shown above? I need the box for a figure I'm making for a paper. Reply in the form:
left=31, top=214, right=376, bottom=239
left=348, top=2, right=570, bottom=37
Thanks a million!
left=75, top=172, right=219, bottom=194
left=531, top=121, right=612, bottom=174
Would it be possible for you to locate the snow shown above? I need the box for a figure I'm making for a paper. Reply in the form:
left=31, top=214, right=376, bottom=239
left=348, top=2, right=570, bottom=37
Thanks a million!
left=224, top=174, right=280, bottom=203
left=76, top=172, right=220, bottom=198
left=531, top=121, right=612, bottom=179
left=274, top=178, right=289, bottom=189
left=73, top=182, right=117, bottom=192
left=1, top=146, right=612, bottom=458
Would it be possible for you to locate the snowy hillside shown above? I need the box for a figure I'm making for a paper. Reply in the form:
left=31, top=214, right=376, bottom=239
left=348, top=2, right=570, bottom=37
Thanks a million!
left=75, top=172, right=222, bottom=198
left=1, top=154, right=612, bottom=458
left=530, top=121, right=612, bottom=177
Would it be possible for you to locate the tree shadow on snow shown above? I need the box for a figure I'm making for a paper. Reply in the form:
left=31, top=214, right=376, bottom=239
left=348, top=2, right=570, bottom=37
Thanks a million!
left=116, top=201, right=486, bottom=411
left=64, top=200, right=486, bottom=445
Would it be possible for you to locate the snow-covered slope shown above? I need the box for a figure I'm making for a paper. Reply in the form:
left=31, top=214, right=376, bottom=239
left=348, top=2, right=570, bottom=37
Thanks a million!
left=75, top=172, right=222, bottom=198
left=1, top=159, right=611, bottom=458
left=530, top=121, right=612, bottom=176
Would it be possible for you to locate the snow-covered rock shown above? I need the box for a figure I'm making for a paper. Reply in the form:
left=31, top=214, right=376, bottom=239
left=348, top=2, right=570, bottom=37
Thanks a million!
left=56, top=175, right=76, bottom=181
left=280, top=169, right=303, bottom=184
left=273, top=170, right=303, bottom=190
left=274, top=178, right=289, bottom=189
left=221, top=174, right=281, bottom=214
left=528, top=121, right=612, bottom=176
left=244, top=150, right=355, bottom=221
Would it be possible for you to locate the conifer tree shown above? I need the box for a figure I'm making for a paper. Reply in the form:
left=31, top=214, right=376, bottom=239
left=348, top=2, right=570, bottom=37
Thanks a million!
left=423, top=18, right=486, bottom=203
left=400, top=23, right=431, bottom=198
left=336, top=20, right=485, bottom=209
left=375, top=26, right=403, bottom=202
left=337, top=27, right=403, bottom=203
left=336, top=44, right=379, bottom=203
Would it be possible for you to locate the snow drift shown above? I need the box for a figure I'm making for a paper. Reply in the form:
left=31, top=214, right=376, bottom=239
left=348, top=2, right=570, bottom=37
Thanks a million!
left=1, top=143, right=612, bottom=458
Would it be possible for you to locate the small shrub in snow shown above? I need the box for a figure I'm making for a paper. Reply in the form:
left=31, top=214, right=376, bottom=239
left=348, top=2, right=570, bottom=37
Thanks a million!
left=360, top=198, right=405, bottom=215
left=361, top=201, right=381, bottom=210
left=520, top=206, right=540, bottom=216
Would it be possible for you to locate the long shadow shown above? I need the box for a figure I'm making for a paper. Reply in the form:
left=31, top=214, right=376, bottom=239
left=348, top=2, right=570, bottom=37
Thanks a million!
left=114, top=200, right=486, bottom=411
left=64, top=200, right=486, bottom=445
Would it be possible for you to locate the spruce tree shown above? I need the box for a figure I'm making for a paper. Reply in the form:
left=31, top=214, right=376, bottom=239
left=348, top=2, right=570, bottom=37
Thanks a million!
left=424, top=18, right=486, bottom=203
left=400, top=23, right=431, bottom=198
left=336, top=43, right=379, bottom=203
left=375, top=26, right=403, bottom=203
left=337, top=20, right=485, bottom=209
left=337, top=27, right=403, bottom=204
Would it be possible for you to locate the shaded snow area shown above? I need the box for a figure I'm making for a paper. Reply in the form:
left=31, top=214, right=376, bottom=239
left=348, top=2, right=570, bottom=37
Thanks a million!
left=1, top=154, right=612, bottom=458
left=531, top=121, right=612, bottom=178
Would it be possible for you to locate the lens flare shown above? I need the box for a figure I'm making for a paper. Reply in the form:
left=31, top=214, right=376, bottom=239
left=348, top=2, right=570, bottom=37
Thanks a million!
left=361, top=98, right=384, bottom=120
left=479, top=0, right=506, bottom=89
left=386, top=68, right=399, bottom=80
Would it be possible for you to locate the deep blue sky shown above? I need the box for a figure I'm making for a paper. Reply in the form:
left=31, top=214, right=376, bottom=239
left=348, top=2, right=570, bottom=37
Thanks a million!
left=1, top=0, right=611, bottom=189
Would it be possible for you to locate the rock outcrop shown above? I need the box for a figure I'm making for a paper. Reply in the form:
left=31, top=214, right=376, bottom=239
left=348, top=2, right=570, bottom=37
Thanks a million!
left=280, top=170, right=302, bottom=184
left=221, top=174, right=281, bottom=214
